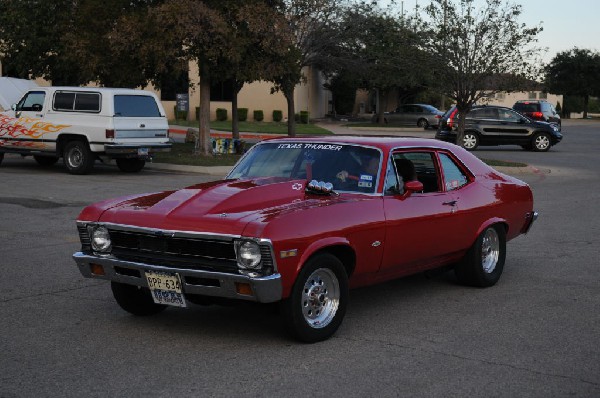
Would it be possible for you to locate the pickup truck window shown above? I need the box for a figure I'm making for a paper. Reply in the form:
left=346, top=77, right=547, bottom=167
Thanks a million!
left=114, top=95, right=160, bottom=117
left=17, top=91, right=46, bottom=111
left=53, top=91, right=101, bottom=112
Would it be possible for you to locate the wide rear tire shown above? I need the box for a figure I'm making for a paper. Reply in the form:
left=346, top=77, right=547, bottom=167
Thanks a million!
left=111, top=282, right=167, bottom=316
left=281, top=253, right=348, bottom=343
left=455, top=225, right=506, bottom=287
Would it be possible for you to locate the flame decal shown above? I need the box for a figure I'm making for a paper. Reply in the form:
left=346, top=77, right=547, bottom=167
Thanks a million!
left=0, top=115, right=71, bottom=140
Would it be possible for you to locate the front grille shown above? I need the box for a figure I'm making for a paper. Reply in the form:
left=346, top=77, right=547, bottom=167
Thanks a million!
left=77, top=225, right=91, bottom=251
left=109, top=230, right=239, bottom=273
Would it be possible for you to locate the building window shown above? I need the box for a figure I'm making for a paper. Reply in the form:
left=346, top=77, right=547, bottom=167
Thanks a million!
left=495, top=92, right=505, bottom=100
left=539, top=92, right=548, bottom=99
left=211, top=79, right=234, bottom=102
left=528, top=92, right=537, bottom=99
left=160, top=68, right=189, bottom=101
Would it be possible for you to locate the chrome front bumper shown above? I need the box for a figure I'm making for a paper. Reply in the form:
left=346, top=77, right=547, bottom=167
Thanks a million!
left=522, top=211, right=539, bottom=234
left=72, top=252, right=282, bottom=303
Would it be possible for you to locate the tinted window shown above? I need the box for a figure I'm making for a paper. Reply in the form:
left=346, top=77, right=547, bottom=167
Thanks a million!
left=114, top=95, right=161, bottom=117
left=439, top=153, right=468, bottom=191
left=514, top=103, right=538, bottom=113
left=53, top=91, right=101, bottom=112
left=75, top=93, right=100, bottom=111
left=497, top=108, right=521, bottom=122
left=469, top=107, right=497, bottom=119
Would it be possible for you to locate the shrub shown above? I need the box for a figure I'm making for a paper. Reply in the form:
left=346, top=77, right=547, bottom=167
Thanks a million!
left=300, top=110, right=310, bottom=124
left=295, top=113, right=301, bottom=123
left=253, top=110, right=264, bottom=122
left=216, top=108, right=228, bottom=121
left=272, top=110, right=283, bottom=122
left=238, top=108, right=248, bottom=121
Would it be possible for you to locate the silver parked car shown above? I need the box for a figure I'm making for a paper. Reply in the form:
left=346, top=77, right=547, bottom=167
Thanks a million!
left=371, top=104, right=444, bottom=129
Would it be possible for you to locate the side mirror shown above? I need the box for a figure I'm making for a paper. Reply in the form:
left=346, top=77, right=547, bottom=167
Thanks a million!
left=11, top=103, right=17, bottom=111
left=404, top=180, right=424, bottom=193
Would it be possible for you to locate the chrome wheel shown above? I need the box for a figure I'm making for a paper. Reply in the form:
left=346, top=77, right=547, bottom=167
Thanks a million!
left=463, top=133, right=478, bottom=150
left=534, top=133, right=550, bottom=151
left=301, top=268, right=340, bottom=329
left=481, top=228, right=500, bottom=273
left=66, top=146, right=83, bottom=169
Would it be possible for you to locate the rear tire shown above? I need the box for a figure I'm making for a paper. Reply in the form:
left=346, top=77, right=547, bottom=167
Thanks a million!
left=455, top=225, right=506, bottom=287
left=417, top=118, right=429, bottom=129
left=34, top=155, right=59, bottom=167
left=63, top=140, right=95, bottom=174
left=116, top=158, right=146, bottom=172
left=462, top=132, right=479, bottom=151
left=0, top=152, right=4, bottom=166
left=111, top=282, right=167, bottom=316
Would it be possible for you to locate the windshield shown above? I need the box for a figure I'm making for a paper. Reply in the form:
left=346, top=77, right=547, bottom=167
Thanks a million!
left=227, top=142, right=382, bottom=194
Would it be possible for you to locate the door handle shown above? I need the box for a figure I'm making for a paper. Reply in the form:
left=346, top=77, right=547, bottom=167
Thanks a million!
left=443, top=200, right=457, bottom=206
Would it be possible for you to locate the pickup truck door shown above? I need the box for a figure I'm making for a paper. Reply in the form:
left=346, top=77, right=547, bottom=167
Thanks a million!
left=2, top=90, right=54, bottom=151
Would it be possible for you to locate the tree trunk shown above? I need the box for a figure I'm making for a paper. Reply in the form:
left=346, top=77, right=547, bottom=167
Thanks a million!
left=455, top=104, right=469, bottom=147
left=583, top=95, right=589, bottom=119
left=198, top=62, right=212, bottom=155
left=285, top=87, right=296, bottom=137
left=377, top=89, right=388, bottom=124
left=232, top=80, right=242, bottom=140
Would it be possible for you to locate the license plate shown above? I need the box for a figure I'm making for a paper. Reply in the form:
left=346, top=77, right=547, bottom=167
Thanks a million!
left=138, top=147, right=149, bottom=156
left=145, top=271, right=186, bottom=307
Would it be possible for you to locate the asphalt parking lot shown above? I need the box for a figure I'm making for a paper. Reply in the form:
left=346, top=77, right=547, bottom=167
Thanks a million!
left=1, top=120, right=599, bottom=397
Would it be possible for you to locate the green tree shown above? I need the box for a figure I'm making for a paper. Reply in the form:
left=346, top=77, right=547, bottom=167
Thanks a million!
left=422, top=0, right=543, bottom=146
left=544, top=48, right=600, bottom=119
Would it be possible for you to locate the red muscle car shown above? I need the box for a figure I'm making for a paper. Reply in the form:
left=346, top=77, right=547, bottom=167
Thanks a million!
left=73, top=136, right=537, bottom=342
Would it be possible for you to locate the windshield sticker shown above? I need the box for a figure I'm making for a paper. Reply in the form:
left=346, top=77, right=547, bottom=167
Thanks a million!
left=358, top=174, right=374, bottom=188
left=277, top=143, right=343, bottom=151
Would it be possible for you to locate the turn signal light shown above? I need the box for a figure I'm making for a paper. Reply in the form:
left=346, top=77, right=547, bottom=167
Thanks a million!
left=235, top=282, right=253, bottom=296
left=90, top=263, right=105, bottom=276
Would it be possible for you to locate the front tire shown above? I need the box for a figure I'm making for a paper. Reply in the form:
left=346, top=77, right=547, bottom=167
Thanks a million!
left=417, top=118, right=429, bottom=129
left=532, top=132, right=551, bottom=152
left=462, top=132, right=479, bottom=150
left=282, top=253, right=348, bottom=343
left=63, top=140, right=95, bottom=174
left=455, top=225, right=506, bottom=287
left=116, top=158, right=146, bottom=172
left=111, top=282, right=167, bottom=316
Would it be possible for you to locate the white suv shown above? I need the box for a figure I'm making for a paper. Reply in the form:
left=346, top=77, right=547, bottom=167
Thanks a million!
left=0, top=87, right=171, bottom=174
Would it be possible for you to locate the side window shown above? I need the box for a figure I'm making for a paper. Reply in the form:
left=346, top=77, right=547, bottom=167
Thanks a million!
left=17, top=91, right=46, bottom=112
left=439, top=153, right=469, bottom=191
left=53, top=91, right=101, bottom=112
left=387, top=151, right=440, bottom=194
left=498, top=108, right=521, bottom=122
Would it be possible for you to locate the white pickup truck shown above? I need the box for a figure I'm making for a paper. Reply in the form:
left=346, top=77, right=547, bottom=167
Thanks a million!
left=0, top=86, right=171, bottom=174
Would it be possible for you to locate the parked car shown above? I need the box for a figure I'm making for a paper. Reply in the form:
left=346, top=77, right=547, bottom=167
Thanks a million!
left=513, top=100, right=561, bottom=129
left=73, top=136, right=537, bottom=342
left=435, top=105, right=563, bottom=151
left=371, top=104, right=443, bottom=129
left=0, top=86, right=171, bottom=174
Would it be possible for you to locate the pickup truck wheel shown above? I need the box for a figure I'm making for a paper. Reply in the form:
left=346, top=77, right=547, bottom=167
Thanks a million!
left=282, top=253, right=348, bottom=343
left=63, top=140, right=95, bottom=174
left=455, top=225, right=506, bottom=287
left=111, top=282, right=167, bottom=316
left=116, top=158, right=146, bottom=172
left=34, top=155, right=59, bottom=167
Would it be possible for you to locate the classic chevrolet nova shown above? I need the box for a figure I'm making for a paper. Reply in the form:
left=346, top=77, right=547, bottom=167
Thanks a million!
left=73, top=136, right=537, bottom=342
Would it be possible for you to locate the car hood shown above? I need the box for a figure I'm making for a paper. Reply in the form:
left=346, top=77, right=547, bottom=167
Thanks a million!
left=85, top=178, right=334, bottom=236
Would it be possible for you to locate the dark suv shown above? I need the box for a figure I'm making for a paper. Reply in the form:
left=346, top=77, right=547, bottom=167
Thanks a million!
left=513, top=100, right=561, bottom=129
left=435, top=105, right=563, bottom=151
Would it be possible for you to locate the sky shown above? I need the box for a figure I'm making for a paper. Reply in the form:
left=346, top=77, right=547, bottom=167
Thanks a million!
left=396, top=0, right=600, bottom=63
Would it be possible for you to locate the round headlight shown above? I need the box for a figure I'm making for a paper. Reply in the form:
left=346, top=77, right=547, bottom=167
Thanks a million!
left=237, top=240, right=262, bottom=269
left=91, top=226, right=112, bottom=253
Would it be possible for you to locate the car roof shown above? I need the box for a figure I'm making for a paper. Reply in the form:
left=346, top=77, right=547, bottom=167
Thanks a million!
left=32, top=86, right=154, bottom=95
